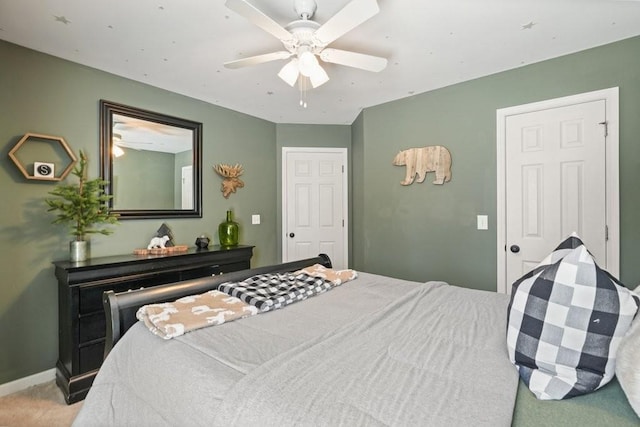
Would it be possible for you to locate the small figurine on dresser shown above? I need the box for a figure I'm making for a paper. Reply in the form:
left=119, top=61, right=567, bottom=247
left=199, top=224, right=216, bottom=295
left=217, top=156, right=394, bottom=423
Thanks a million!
left=133, top=223, right=188, bottom=255
left=153, top=223, right=175, bottom=247
left=195, top=235, right=210, bottom=249
left=148, top=235, right=170, bottom=249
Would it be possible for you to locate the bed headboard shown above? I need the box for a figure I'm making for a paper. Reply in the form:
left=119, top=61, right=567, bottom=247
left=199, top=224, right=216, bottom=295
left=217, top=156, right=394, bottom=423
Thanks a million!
left=102, top=254, right=332, bottom=357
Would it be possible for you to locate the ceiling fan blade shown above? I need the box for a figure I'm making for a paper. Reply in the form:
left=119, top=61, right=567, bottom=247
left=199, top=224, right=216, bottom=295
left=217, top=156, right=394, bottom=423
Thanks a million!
left=319, top=48, right=387, bottom=72
left=224, top=51, right=293, bottom=69
left=225, top=0, right=292, bottom=41
left=314, top=0, right=380, bottom=46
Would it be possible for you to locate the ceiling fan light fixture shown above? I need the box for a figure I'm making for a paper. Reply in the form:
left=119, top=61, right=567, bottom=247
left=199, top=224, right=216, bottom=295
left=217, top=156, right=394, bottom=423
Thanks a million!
left=112, top=145, right=125, bottom=158
left=309, top=65, right=329, bottom=88
left=298, top=50, right=319, bottom=77
left=278, top=58, right=300, bottom=86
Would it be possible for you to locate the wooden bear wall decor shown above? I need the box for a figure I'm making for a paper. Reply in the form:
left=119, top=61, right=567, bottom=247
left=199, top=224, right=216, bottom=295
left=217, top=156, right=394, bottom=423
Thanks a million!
left=392, top=146, right=452, bottom=186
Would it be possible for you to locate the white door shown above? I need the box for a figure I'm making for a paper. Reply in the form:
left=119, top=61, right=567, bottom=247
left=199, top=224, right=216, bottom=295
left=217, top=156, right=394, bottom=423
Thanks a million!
left=282, top=147, right=348, bottom=269
left=181, top=165, right=193, bottom=209
left=497, top=88, right=619, bottom=294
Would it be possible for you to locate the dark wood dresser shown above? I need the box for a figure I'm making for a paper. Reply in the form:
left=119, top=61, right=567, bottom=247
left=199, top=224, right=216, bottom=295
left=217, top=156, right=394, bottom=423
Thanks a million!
left=53, top=245, right=254, bottom=404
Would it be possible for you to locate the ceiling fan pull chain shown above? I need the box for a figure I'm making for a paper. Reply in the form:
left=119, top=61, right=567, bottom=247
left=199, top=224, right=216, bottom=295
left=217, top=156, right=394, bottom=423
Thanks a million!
left=299, top=76, right=309, bottom=108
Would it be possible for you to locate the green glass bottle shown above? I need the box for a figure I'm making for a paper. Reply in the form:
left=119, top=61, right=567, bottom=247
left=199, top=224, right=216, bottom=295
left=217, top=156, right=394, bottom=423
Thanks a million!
left=218, top=210, right=239, bottom=247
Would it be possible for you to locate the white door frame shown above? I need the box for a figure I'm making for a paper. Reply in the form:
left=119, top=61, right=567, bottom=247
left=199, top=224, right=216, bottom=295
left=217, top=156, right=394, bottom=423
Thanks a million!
left=281, top=147, right=349, bottom=268
left=181, top=165, right=193, bottom=209
left=496, top=87, right=619, bottom=294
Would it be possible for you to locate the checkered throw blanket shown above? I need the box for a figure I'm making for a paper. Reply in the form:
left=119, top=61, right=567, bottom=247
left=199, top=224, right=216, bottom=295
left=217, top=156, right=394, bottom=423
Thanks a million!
left=219, top=268, right=355, bottom=312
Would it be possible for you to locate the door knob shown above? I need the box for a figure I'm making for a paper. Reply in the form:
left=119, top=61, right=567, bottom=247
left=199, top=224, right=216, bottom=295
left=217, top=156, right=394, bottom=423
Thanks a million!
left=510, top=245, right=520, bottom=253
left=289, top=233, right=295, bottom=238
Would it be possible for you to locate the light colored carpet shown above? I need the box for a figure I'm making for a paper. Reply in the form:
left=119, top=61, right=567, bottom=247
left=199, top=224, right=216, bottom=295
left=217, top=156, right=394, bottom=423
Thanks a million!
left=0, top=381, right=81, bottom=427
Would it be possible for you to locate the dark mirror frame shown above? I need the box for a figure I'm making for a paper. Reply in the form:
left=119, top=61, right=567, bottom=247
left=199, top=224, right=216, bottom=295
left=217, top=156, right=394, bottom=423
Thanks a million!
left=99, top=100, right=203, bottom=219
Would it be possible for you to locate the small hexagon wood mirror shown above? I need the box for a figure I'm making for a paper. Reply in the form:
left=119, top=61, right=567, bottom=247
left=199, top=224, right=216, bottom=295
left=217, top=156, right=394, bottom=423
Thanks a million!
left=8, top=133, right=77, bottom=181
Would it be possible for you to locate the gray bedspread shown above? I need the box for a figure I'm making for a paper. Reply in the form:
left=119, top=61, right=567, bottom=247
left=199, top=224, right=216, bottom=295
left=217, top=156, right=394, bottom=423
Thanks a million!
left=74, top=273, right=518, bottom=426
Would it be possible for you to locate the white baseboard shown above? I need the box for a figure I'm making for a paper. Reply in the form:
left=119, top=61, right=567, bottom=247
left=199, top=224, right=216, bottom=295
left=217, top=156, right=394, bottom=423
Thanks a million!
left=0, top=368, right=56, bottom=397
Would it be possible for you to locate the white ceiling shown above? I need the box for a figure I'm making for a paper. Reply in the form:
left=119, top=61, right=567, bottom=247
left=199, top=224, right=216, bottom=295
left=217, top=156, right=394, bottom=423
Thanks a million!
left=1, top=0, right=639, bottom=125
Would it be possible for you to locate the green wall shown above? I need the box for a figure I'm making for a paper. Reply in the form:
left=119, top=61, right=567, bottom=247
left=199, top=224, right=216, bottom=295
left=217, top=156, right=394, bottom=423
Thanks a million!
left=351, top=114, right=365, bottom=269
left=352, top=36, right=640, bottom=291
left=0, top=40, right=278, bottom=385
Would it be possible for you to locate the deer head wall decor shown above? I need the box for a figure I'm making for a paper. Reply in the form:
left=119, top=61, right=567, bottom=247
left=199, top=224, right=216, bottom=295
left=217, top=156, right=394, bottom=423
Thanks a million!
left=213, top=163, right=245, bottom=198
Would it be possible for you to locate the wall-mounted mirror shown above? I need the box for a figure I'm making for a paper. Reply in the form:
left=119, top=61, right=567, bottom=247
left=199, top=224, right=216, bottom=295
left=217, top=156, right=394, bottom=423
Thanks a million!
left=100, top=100, right=202, bottom=219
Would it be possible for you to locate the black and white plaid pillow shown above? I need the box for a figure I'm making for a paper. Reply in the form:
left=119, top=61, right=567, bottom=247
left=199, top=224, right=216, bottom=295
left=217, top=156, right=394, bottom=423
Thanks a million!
left=507, top=234, right=639, bottom=400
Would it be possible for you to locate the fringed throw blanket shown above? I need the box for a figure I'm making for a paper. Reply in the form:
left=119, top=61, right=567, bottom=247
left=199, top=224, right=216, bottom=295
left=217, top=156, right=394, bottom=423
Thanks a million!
left=295, top=263, right=358, bottom=285
left=136, top=290, right=258, bottom=339
left=219, top=264, right=358, bottom=312
left=138, top=265, right=357, bottom=338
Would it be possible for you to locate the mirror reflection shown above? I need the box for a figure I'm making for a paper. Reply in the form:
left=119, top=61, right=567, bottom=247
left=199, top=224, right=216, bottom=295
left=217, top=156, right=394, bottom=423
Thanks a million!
left=112, top=114, right=194, bottom=210
left=100, top=100, right=202, bottom=219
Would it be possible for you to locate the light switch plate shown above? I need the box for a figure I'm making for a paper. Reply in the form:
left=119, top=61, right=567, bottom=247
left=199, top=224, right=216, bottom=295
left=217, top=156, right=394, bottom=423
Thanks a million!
left=477, top=215, right=488, bottom=230
left=251, top=214, right=261, bottom=225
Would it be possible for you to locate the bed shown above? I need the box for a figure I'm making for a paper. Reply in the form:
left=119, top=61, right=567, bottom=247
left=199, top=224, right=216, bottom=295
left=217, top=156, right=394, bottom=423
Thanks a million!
left=73, top=255, right=639, bottom=426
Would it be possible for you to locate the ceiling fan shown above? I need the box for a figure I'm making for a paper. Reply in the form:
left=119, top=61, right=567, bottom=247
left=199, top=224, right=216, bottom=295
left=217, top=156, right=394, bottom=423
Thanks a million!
left=224, top=0, right=387, bottom=92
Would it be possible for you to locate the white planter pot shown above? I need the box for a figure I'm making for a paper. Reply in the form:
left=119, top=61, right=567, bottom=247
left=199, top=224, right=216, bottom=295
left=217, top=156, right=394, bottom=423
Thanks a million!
left=70, top=240, right=88, bottom=262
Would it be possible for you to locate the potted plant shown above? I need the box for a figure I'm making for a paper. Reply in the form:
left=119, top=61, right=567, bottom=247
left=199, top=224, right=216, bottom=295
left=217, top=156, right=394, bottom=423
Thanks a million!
left=45, top=150, right=118, bottom=261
